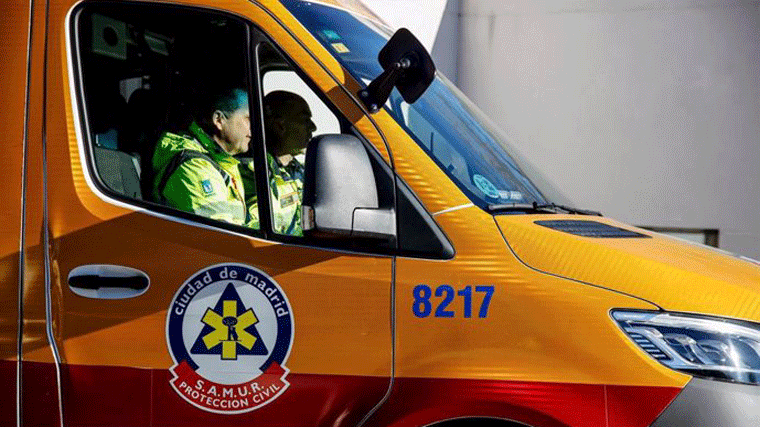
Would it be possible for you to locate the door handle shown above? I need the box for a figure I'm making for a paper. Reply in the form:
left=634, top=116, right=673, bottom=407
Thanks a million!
left=67, top=264, right=150, bottom=299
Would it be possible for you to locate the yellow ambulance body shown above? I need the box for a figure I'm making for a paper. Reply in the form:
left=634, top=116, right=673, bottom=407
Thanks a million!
left=2, top=0, right=759, bottom=426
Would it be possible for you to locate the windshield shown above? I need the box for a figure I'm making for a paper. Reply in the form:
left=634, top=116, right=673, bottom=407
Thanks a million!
left=281, top=0, right=574, bottom=209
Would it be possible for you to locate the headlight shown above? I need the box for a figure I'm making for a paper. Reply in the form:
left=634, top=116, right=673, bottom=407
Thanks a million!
left=612, top=310, right=760, bottom=385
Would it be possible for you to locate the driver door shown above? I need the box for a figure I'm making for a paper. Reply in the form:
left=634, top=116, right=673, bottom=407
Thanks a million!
left=45, top=1, right=392, bottom=425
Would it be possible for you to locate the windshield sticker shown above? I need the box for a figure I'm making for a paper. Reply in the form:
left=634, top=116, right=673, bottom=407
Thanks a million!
left=321, top=29, right=341, bottom=41
left=331, top=42, right=350, bottom=53
left=166, top=264, right=293, bottom=414
left=498, top=190, right=524, bottom=202
left=473, top=174, right=499, bottom=199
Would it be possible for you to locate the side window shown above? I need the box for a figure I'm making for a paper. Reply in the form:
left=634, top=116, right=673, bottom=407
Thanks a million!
left=256, top=41, right=419, bottom=254
left=257, top=42, right=342, bottom=237
left=263, top=71, right=340, bottom=136
left=75, top=3, right=260, bottom=231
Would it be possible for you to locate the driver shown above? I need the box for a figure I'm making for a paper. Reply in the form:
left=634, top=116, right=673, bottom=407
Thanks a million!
left=264, top=91, right=316, bottom=181
left=241, top=91, right=316, bottom=236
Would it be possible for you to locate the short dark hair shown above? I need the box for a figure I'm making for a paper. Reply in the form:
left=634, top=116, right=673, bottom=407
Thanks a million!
left=196, top=87, right=248, bottom=136
left=263, top=91, right=308, bottom=121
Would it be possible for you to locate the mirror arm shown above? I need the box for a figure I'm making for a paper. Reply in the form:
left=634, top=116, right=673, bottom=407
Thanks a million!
left=359, top=57, right=412, bottom=113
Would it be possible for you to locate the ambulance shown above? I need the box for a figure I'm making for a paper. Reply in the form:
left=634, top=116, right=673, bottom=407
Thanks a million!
left=3, top=0, right=760, bottom=426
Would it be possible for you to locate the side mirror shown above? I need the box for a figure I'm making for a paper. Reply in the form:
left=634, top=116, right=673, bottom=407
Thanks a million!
left=359, top=28, right=436, bottom=113
left=301, top=134, right=396, bottom=240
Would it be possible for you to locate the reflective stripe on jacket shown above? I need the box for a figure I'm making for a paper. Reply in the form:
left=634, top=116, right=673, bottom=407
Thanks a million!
left=240, top=154, right=303, bottom=236
left=267, top=154, right=302, bottom=236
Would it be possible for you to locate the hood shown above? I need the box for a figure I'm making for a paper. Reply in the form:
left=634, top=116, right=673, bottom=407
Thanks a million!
left=495, top=215, right=760, bottom=322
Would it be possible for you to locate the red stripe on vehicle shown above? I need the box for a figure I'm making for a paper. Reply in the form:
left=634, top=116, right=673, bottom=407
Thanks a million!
left=58, top=363, right=387, bottom=427
left=15, top=361, right=682, bottom=427
left=22, top=360, right=61, bottom=426
left=365, top=377, right=682, bottom=427
left=0, top=360, right=15, bottom=427
left=606, top=384, right=681, bottom=427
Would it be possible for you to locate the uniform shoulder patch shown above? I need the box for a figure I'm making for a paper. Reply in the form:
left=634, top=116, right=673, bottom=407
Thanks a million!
left=201, top=179, right=215, bottom=195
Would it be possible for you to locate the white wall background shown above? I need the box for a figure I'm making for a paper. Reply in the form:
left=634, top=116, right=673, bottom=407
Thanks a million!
left=362, top=0, right=760, bottom=259
left=361, top=0, right=460, bottom=79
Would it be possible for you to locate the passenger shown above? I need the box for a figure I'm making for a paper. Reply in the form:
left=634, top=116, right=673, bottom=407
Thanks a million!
left=241, top=91, right=316, bottom=236
left=151, top=87, right=254, bottom=227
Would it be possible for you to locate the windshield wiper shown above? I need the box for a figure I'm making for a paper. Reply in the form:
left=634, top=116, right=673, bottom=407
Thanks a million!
left=535, top=203, right=602, bottom=216
left=486, top=203, right=555, bottom=214
left=486, top=202, right=602, bottom=216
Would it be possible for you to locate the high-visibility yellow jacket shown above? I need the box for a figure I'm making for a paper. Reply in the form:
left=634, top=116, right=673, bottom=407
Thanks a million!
left=152, top=122, right=251, bottom=226
left=240, top=153, right=303, bottom=236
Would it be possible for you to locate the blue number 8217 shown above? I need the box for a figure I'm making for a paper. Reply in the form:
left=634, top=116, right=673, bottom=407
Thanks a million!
left=412, top=284, right=494, bottom=318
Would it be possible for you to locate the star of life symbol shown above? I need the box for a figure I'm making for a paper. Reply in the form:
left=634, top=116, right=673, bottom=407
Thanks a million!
left=166, top=264, right=293, bottom=414
left=190, top=283, right=268, bottom=360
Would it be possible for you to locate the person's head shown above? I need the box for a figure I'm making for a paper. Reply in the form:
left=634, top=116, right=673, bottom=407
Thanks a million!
left=197, top=88, right=250, bottom=155
left=264, top=91, right=316, bottom=157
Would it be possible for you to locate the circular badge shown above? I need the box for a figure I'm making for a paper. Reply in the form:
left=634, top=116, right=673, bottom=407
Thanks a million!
left=166, top=264, right=293, bottom=414
left=473, top=174, right=500, bottom=199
